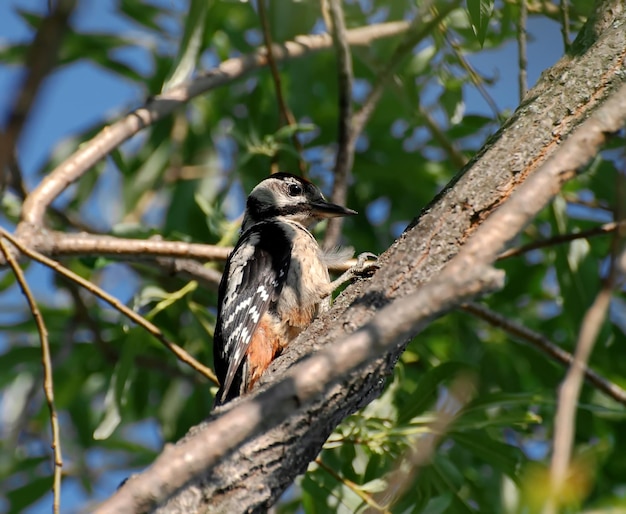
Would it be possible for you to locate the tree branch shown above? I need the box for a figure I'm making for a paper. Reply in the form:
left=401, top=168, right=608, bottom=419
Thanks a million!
left=323, top=0, right=355, bottom=249
left=498, top=220, right=625, bottom=260
left=93, top=7, right=626, bottom=510
left=96, top=263, right=503, bottom=514
left=1, top=227, right=364, bottom=287
left=324, top=0, right=462, bottom=248
left=0, top=0, right=76, bottom=192
left=0, top=237, right=63, bottom=513
left=0, top=228, right=218, bottom=385
left=545, top=172, right=625, bottom=513
left=518, top=0, right=529, bottom=102
left=256, top=0, right=306, bottom=174
left=18, top=21, right=410, bottom=228
left=462, top=302, right=626, bottom=406
left=560, top=0, right=572, bottom=52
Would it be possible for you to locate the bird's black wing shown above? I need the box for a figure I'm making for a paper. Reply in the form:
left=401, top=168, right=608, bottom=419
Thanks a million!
left=213, top=222, right=291, bottom=406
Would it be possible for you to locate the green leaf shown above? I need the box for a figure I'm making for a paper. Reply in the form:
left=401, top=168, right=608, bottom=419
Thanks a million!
left=398, top=362, right=472, bottom=424
left=162, top=0, right=210, bottom=92
left=7, top=475, right=52, bottom=513
left=421, top=494, right=453, bottom=514
left=450, top=430, right=522, bottom=479
left=466, top=0, right=494, bottom=46
left=93, top=339, right=139, bottom=440
left=273, top=123, right=316, bottom=141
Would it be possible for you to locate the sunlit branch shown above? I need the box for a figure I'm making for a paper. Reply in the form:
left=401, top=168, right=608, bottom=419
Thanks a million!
left=19, top=21, right=411, bottom=228
left=546, top=173, right=625, bottom=513
left=2, top=227, right=361, bottom=280
left=95, top=262, right=502, bottom=514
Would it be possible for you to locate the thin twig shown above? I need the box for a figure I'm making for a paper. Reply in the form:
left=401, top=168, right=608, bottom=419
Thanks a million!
left=544, top=289, right=612, bottom=513
left=20, top=21, right=410, bottom=227
left=420, top=105, right=468, bottom=169
left=315, top=458, right=391, bottom=513
left=323, top=0, right=355, bottom=249
left=256, top=0, right=306, bottom=175
left=445, top=34, right=503, bottom=122
left=65, top=282, right=203, bottom=384
left=324, top=0, right=461, bottom=249
left=544, top=174, right=624, bottom=514
left=370, top=374, right=475, bottom=512
left=0, top=237, right=63, bottom=513
left=462, top=302, right=626, bottom=406
left=560, top=0, right=571, bottom=52
left=498, top=220, right=625, bottom=260
left=3, top=226, right=361, bottom=277
left=517, top=0, right=528, bottom=102
left=0, top=0, right=76, bottom=191
left=564, top=192, right=611, bottom=212
left=0, top=228, right=219, bottom=385
left=351, top=0, right=458, bottom=139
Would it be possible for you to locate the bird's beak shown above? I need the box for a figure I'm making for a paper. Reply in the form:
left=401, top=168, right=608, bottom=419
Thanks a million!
left=310, top=200, right=357, bottom=218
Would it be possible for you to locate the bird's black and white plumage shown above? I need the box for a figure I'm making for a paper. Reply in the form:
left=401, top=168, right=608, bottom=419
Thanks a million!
left=212, top=173, right=358, bottom=407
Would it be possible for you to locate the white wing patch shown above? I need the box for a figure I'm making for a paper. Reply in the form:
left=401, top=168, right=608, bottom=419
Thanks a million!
left=214, top=222, right=292, bottom=404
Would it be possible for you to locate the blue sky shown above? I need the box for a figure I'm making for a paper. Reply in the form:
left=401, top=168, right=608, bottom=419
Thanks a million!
left=0, top=1, right=566, bottom=512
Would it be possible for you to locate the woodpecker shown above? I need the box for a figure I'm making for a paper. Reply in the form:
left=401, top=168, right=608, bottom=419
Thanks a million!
left=213, top=172, right=373, bottom=407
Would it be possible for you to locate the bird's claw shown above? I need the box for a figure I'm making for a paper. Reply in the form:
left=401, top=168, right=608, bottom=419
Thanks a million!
left=353, top=252, right=379, bottom=276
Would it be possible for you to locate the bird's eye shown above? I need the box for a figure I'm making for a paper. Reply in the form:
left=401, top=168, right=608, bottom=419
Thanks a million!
left=288, top=183, right=302, bottom=196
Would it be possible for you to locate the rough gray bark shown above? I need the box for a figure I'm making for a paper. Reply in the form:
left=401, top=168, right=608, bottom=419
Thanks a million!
left=120, top=2, right=626, bottom=512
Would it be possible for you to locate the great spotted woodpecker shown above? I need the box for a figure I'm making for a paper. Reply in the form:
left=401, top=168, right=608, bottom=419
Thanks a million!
left=213, top=172, right=374, bottom=406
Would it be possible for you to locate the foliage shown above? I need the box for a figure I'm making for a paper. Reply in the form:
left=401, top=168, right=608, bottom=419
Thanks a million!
left=1, top=0, right=624, bottom=513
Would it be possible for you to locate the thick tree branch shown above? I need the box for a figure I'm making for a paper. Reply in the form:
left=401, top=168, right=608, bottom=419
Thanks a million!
left=97, top=264, right=503, bottom=514
left=100, top=43, right=626, bottom=514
